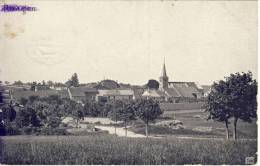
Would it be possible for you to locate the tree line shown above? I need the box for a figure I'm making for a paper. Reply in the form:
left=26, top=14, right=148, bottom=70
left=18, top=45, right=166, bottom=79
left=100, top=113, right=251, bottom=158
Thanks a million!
left=0, top=96, right=162, bottom=137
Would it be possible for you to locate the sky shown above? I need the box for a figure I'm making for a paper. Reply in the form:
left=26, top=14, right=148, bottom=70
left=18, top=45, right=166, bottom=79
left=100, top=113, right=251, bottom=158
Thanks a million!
left=0, top=0, right=257, bottom=85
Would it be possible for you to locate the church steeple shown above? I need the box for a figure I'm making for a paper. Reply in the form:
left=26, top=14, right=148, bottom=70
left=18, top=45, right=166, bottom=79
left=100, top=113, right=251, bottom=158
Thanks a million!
left=162, top=58, right=167, bottom=77
left=159, top=58, right=169, bottom=90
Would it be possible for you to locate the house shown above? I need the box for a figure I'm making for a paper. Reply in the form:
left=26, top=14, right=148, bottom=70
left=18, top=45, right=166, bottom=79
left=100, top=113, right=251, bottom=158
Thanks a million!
left=50, top=85, right=67, bottom=90
left=96, top=89, right=134, bottom=101
left=68, top=87, right=98, bottom=103
left=142, top=89, right=166, bottom=101
left=201, top=85, right=212, bottom=97
left=132, top=86, right=145, bottom=100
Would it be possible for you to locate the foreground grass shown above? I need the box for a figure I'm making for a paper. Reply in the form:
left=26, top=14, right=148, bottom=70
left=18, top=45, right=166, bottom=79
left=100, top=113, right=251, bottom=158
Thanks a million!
left=0, top=135, right=257, bottom=165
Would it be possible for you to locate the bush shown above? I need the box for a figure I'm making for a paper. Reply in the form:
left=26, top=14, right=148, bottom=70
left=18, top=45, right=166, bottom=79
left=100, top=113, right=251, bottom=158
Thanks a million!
left=3, top=122, right=20, bottom=135
left=39, top=127, right=68, bottom=135
left=21, top=127, right=41, bottom=135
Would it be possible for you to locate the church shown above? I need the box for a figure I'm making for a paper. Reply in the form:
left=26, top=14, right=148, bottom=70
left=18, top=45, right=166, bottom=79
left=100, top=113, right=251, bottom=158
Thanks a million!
left=142, top=61, right=205, bottom=102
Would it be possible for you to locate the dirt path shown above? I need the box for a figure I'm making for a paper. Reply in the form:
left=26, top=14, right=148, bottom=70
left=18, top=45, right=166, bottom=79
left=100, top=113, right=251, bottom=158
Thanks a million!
left=94, top=125, right=147, bottom=138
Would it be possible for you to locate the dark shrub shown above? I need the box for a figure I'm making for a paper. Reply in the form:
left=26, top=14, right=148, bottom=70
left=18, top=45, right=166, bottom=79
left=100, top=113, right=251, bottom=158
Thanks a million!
left=4, top=122, right=20, bottom=135
left=40, top=127, right=68, bottom=135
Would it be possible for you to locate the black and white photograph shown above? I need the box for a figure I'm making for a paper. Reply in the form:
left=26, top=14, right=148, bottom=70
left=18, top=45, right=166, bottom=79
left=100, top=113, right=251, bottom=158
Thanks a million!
left=0, top=0, right=258, bottom=165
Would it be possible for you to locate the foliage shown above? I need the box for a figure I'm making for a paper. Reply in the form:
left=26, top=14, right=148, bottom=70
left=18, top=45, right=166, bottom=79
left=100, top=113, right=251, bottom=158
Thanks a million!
left=30, top=82, right=37, bottom=91
left=47, top=80, right=54, bottom=86
left=134, top=99, right=163, bottom=137
left=83, top=101, right=111, bottom=117
left=0, top=92, right=3, bottom=104
left=205, top=71, right=257, bottom=140
left=1, top=104, right=16, bottom=122
left=1, top=95, right=71, bottom=135
left=146, top=79, right=159, bottom=90
left=4, top=81, right=10, bottom=85
left=71, top=102, right=84, bottom=128
left=3, top=122, right=20, bottom=135
left=94, top=79, right=120, bottom=89
left=20, top=97, right=28, bottom=106
left=109, top=100, right=136, bottom=136
left=13, top=80, right=23, bottom=86
left=66, top=73, right=80, bottom=87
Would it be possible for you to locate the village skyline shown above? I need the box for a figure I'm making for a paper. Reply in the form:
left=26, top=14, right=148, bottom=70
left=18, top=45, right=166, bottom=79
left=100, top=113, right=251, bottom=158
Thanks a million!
left=0, top=65, right=257, bottom=87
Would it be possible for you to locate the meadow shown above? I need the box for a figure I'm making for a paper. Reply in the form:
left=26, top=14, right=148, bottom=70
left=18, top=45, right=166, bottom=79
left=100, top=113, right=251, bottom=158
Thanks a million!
left=130, top=109, right=257, bottom=139
left=0, top=135, right=257, bottom=165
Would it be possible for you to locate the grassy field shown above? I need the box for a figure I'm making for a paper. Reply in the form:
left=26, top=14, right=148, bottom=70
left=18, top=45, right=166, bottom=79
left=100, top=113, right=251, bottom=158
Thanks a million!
left=130, top=109, right=257, bottom=139
left=0, top=135, right=257, bottom=165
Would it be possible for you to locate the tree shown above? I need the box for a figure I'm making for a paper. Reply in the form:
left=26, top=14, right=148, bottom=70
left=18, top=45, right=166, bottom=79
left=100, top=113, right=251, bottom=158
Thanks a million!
left=108, top=100, right=136, bottom=136
left=0, top=92, right=3, bottom=104
left=42, top=80, right=46, bottom=86
left=13, top=80, right=23, bottom=86
left=108, top=100, right=122, bottom=135
left=47, top=80, right=54, bottom=87
left=20, top=97, right=28, bottom=106
left=71, top=73, right=79, bottom=87
left=30, top=82, right=37, bottom=91
left=16, top=96, right=63, bottom=129
left=72, top=103, right=84, bottom=128
left=1, top=104, right=17, bottom=122
left=118, top=101, right=136, bottom=136
left=66, top=73, right=80, bottom=87
left=205, top=72, right=257, bottom=140
left=84, top=101, right=100, bottom=117
left=134, top=99, right=163, bottom=137
left=146, top=79, right=159, bottom=90
left=205, top=90, right=232, bottom=139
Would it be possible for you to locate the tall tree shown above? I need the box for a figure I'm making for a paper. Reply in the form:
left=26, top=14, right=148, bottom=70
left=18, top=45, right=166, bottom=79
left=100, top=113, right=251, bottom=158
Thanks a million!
left=134, top=99, right=163, bottom=137
left=65, top=73, right=80, bottom=87
left=146, top=79, right=159, bottom=90
left=205, top=72, right=257, bottom=140
left=71, top=73, right=79, bottom=87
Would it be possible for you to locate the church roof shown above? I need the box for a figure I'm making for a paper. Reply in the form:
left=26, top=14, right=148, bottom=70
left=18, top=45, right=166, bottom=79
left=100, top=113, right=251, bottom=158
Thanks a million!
left=164, top=88, right=181, bottom=97
left=168, top=82, right=202, bottom=98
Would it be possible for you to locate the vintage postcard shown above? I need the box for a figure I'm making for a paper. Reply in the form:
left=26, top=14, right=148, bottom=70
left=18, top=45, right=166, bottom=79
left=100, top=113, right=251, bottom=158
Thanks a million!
left=0, top=0, right=258, bottom=165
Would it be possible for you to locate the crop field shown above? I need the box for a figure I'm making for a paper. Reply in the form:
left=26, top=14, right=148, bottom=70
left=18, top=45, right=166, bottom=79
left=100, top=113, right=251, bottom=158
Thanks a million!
left=0, top=135, right=257, bottom=165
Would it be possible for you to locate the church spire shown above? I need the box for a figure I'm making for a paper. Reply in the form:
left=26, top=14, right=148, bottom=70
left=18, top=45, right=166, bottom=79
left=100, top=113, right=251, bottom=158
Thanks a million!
left=162, top=57, right=167, bottom=77
left=159, top=57, right=169, bottom=90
